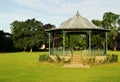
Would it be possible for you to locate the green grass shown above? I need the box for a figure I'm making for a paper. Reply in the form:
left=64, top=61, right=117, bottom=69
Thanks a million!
left=0, top=51, right=120, bottom=82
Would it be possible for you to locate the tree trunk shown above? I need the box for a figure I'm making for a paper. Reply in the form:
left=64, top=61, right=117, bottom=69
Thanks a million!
left=114, top=41, right=117, bottom=51
left=24, top=47, right=26, bottom=52
left=113, top=36, right=116, bottom=51
left=114, top=46, right=116, bottom=51
left=30, top=48, right=32, bottom=52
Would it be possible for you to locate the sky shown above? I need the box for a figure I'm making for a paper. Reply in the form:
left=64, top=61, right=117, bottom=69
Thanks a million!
left=0, top=0, right=120, bottom=33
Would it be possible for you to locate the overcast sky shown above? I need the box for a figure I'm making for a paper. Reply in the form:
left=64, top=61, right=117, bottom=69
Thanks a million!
left=0, top=0, right=120, bottom=33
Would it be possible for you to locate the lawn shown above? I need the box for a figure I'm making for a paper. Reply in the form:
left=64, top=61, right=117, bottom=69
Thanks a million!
left=0, top=51, right=120, bottom=82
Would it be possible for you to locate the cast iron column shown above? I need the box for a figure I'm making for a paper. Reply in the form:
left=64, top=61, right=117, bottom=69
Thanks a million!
left=105, top=32, right=108, bottom=55
left=49, top=33, right=51, bottom=56
left=88, top=31, right=91, bottom=55
left=52, top=34, right=54, bottom=51
left=63, top=31, right=66, bottom=55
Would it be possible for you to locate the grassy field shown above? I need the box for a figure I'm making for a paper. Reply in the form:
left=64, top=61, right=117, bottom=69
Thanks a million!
left=0, top=51, right=120, bottom=82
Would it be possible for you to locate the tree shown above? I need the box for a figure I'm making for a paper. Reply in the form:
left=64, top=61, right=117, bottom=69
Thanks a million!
left=0, top=30, right=5, bottom=51
left=92, top=20, right=102, bottom=27
left=92, top=12, right=120, bottom=51
left=91, top=33, right=105, bottom=49
left=64, top=34, right=87, bottom=50
left=44, top=23, right=56, bottom=48
left=11, top=18, right=44, bottom=52
left=0, top=30, right=13, bottom=52
left=91, top=20, right=105, bottom=50
left=103, top=12, right=120, bottom=51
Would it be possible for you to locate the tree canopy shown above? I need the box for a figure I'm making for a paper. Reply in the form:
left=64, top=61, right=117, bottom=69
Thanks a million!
left=92, top=12, right=120, bottom=51
left=0, top=30, right=13, bottom=52
left=11, top=18, right=45, bottom=51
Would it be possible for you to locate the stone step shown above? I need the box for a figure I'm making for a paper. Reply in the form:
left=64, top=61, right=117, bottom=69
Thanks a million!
left=72, top=57, right=81, bottom=60
left=72, top=59, right=82, bottom=62
left=70, top=62, right=82, bottom=64
left=70, top=55, right=82, bottom=64
left=63, top=64, right=90, bottom=68
left=72, top=58, right=81, bottom=60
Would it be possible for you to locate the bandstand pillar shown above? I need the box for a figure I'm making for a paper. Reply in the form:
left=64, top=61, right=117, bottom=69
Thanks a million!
left=105, top=32, right=108, bottom=55
left=63, top=31, right=66, bottom=55
left=48, top=33, right=51, bottom=56
left=88, top=31, right=92, bottom=55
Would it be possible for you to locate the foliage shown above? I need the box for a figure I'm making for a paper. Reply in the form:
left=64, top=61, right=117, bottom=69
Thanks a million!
left=107, top=54, right=118, bottom=63
left=103, top=12, right=120, bottom=51
left=11, top=18, right=44, bottom=51
left=92, top=20, right=102, bottom=27
left=44, top=24, right=56, bottom=48
left=65, top=34, right=87, bottom=50
left=0, top=30, right=14, bottom=52
left=44, top=23, right=55, bottom=29
left=91, top=33, right=105, bottom=49
left=39, top=54, right=49, bottom=62
left=55, top=54, right=71, bottom=63
left=111, top=54, right=118, bottom=62
left=56, top=54, right=61, bottom=63
left=92, top=12, right=120, bottom=50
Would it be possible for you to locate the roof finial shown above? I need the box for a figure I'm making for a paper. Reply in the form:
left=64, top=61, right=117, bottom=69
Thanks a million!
left=76, top=10, right=80, bottom=16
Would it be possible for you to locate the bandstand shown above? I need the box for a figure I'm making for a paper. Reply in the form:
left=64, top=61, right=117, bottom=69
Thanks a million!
left=46, top=11, right=109, bottom=64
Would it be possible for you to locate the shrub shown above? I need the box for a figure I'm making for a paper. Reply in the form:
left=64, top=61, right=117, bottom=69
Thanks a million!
left=111, top=54, right=118, bottom=62
left=55, top=54, right=71, bottom=63
left=62, top=57, right=71, bottom=63
left=105, top=54, right=118, bottom=63
left=56, top=54, right=61, bottom=63
left=88, top=56, right=95, bottom=64
left=39, top=54, right=49, bottom=62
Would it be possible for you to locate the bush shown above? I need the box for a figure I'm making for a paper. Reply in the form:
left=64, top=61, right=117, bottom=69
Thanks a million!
left=55, top=54, right=71, bottom=63
left=106, top=54, right=118, bottom=63
left=111, top=54, right=118, bottom=62
left=39, top=54, right=49, bottom=62
left=88, top=56, right=95, bottom=64
left=56, top=54, right=61, bottom=63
